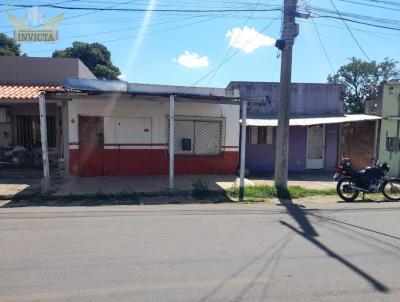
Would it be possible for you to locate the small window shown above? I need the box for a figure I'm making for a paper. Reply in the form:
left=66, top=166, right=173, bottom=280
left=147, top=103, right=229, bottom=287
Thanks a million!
left=173, top=119, right=222, bottom=155
left=386, top=137, right=399, bottom=152
left=251, top=126, right=274, bottom=145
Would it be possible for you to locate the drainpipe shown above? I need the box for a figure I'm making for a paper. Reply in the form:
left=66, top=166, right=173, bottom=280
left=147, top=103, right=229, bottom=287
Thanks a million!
left=373, top=119, right=379, bottom=164
left=39, top=93, right=50, bottom=191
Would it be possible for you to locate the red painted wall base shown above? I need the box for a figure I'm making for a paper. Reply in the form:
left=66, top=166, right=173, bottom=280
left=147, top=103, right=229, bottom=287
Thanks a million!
left=69, top=149, right=239, bottom=176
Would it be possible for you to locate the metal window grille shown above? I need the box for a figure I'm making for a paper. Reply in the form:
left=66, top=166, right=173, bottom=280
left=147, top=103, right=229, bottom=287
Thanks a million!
left=172, top=116, right=225, bottom=155
left=0, top=115, right=57, bottom=170
left=16, top=115, right=56, bottom=148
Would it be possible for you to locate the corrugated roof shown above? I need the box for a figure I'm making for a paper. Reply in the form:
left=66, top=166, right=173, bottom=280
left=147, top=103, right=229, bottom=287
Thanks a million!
left=0, top=84, right=62, bottom=100
left=63, top=77, right=240, bottom=100
left=243, top=114, right=382, bottom=126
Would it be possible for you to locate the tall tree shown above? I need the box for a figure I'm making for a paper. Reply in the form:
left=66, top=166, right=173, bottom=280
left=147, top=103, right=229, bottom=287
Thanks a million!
left=52, top=41, right=121, bottom=80
left=328, top=57, right=400, bottom=113
left=0, top=33, right=21, bottom=56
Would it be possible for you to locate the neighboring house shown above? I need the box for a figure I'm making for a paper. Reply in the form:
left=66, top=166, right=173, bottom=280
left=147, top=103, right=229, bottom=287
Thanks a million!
left=45, top=78, right=240, bottom=177
left=227, top=81, right=381, bottom=174
left=0, top=56, right=96, bottom=174
left=371, top=81, right=400, bottom=177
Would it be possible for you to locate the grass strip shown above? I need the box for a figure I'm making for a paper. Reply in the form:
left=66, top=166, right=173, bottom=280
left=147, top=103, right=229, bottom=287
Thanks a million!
left=226, top=185, right=336, bottom=199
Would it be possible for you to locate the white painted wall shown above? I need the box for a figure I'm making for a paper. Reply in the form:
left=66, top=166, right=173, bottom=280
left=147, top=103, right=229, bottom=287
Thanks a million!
left=68, top=98, right=240, bottom=149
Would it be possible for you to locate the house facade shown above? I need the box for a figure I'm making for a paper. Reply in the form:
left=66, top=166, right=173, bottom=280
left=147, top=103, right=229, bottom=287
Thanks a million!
left=0, top=56, right=96, bottom=174
left=376, top=82, right=400, bottom=177
left=47, top=79, right=240, bottom=177
left=228, top=81, right=380, bottom=174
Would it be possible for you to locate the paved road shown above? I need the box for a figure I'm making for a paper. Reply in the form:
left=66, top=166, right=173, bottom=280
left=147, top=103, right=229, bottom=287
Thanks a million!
left=1, top=202, right=400, bottom=302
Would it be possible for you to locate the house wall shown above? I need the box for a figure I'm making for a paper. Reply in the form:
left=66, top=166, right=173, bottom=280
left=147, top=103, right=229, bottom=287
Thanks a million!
left=68, top=98, right=240, bottom=176
left=228, top=82, right=344, bottom=115
left=342, top=121, right=376, bottom=170
left=378, top=83, right=400, bottom=176
left=379, top=120, right=400, bottom=177
left=0, top=57, right=96, bottom=85
left=245, top=124, right=338, bottom=173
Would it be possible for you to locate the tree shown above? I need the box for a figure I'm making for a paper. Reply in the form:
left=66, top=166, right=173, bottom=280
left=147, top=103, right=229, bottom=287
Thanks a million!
left=0, top=33, right=21, bottom=56
left=52, top=41, right=121, bottom=80
left=328, top=57, right=400, bottom=113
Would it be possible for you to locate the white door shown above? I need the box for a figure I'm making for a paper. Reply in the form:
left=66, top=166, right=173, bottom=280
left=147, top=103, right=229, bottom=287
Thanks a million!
left=306, top=124, right=325, bottom=169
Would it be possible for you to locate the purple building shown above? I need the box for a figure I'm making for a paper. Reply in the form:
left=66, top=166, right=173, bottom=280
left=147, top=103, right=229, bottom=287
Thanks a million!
left=227, top=82, right=380, bottom=174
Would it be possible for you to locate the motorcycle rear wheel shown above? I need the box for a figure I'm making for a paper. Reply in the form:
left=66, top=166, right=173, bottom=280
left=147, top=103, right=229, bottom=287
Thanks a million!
left=382, top=179, right=400, bottom=201
left=337, top=178, right=359, bottom=201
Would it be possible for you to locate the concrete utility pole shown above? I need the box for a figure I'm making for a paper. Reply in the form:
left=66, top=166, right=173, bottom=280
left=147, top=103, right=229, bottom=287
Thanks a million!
left=39, top=94, right=50, bottom=192
left=274, top=0, right=298, bottom=190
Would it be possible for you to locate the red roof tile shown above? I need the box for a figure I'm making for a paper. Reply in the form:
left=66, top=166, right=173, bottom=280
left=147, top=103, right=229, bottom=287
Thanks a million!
left=0, top=84, right=63, bottom=100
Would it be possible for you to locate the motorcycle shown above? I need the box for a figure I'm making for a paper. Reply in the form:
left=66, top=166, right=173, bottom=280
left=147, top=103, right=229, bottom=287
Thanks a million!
left=334, top=158, right=400, bottom=201
left=0, top=145, right=42, bottom=169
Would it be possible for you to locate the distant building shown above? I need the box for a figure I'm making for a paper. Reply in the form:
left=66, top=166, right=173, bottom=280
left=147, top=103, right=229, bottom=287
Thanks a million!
left=373, top=82, right=400, bottom=177
left=227, top=81, right=381, bottom=174
left=0, top=56, right=96, bottom=174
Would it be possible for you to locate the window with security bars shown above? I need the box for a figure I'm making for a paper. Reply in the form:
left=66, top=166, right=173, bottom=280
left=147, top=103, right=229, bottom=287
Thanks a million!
left=250, top=126, right=274, bottom=146
left=173, top=119, right=222, bottom=155
left=16, top=115, right=56, bottom=148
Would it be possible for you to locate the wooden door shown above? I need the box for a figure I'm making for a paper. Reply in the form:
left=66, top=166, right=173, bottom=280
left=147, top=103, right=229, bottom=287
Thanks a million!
left=79, top=116, right=104, bottom=176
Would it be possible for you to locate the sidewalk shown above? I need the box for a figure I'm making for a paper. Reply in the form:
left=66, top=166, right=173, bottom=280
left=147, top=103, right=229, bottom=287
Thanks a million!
left=0, top=173, right=336, bottom=198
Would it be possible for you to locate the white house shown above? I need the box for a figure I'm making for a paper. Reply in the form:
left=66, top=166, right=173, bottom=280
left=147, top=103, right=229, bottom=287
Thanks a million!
left=45, top=78, right=241, bottom=183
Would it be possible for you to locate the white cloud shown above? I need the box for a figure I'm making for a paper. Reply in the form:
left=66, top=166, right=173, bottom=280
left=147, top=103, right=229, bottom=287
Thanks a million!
left=226, top=26, right=276, bottom=53
left=177, top=51, right=209, bottom=68
left=118, top=74, right=126, bottom=80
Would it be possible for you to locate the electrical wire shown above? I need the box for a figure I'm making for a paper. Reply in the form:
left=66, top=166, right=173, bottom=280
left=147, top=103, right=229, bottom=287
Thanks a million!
left=328, top=0, right=371, bottom=61
left=192, top=16, right=280, bottom=86
left=309, top=17, right=335, bottom=73
left=338, top=0, right=400, bottom=12
left=26, top=11, right=233, bottom=55
left=5, top=3, right=282, bottom=13
left=205, top=0, right=261, bottom=85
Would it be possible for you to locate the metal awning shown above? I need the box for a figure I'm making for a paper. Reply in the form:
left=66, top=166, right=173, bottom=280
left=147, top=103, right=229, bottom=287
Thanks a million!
left=51, top=77, right=241, bottom=104
left=243, top=114, right=382, bottom=127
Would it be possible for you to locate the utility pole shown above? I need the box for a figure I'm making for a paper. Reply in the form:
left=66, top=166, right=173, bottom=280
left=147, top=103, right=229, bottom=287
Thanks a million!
left=274, top=0, right=299, bottom=191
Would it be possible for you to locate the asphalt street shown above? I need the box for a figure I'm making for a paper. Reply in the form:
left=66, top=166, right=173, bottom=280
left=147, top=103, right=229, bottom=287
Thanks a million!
left=1, top=201, right=400, bottom=302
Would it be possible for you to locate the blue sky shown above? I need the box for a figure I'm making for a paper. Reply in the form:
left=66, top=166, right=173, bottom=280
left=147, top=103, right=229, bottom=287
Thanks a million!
left=0, top=0, right=399, bottom=87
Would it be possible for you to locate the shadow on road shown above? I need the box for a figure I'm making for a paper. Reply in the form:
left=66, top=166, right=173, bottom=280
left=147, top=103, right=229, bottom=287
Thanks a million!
left=278, top=191, right=389, bottom=294
left=196, top=233, right=292, bottom=302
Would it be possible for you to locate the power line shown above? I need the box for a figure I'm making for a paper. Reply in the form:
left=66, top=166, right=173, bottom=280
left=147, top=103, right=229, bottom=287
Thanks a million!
left=26, top=11, right=233, bottom=55
left=313, top=15, right=400, bottom=31
left=205, top=0, right=261, bottom=84
left=338, top=0, right=400, bottom=12
left=5, top=3, right=282, bottom=13
left=307, top=5, right=400, bottom=28
left=192, top=16, right=279, bottom=86
left=306, top=2, right=335, bottom=73
left=328, top=0, right=371, bottom=61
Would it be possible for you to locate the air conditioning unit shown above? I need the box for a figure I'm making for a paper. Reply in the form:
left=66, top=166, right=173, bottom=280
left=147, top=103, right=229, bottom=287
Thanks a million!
left=0, top=107, right=9, bottom=123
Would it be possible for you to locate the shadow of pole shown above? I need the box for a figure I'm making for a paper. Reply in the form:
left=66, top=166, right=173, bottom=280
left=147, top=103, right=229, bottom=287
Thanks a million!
left=280, top=220, right=389, bottom=293
left=277, top=188, right=318, bottom=237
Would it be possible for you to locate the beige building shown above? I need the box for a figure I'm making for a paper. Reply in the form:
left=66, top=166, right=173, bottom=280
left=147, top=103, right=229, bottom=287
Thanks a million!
left=0, top=56, right=95, bottom=174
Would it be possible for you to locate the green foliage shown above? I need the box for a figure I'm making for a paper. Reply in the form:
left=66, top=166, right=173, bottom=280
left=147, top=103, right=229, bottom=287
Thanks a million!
left=227, top=185, right=336, bottom=199
left=0, top=33, right=21, bottom=56
left=328, top=57, right=400, bottom=113
left=52, top=41, right=121, bottom=80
